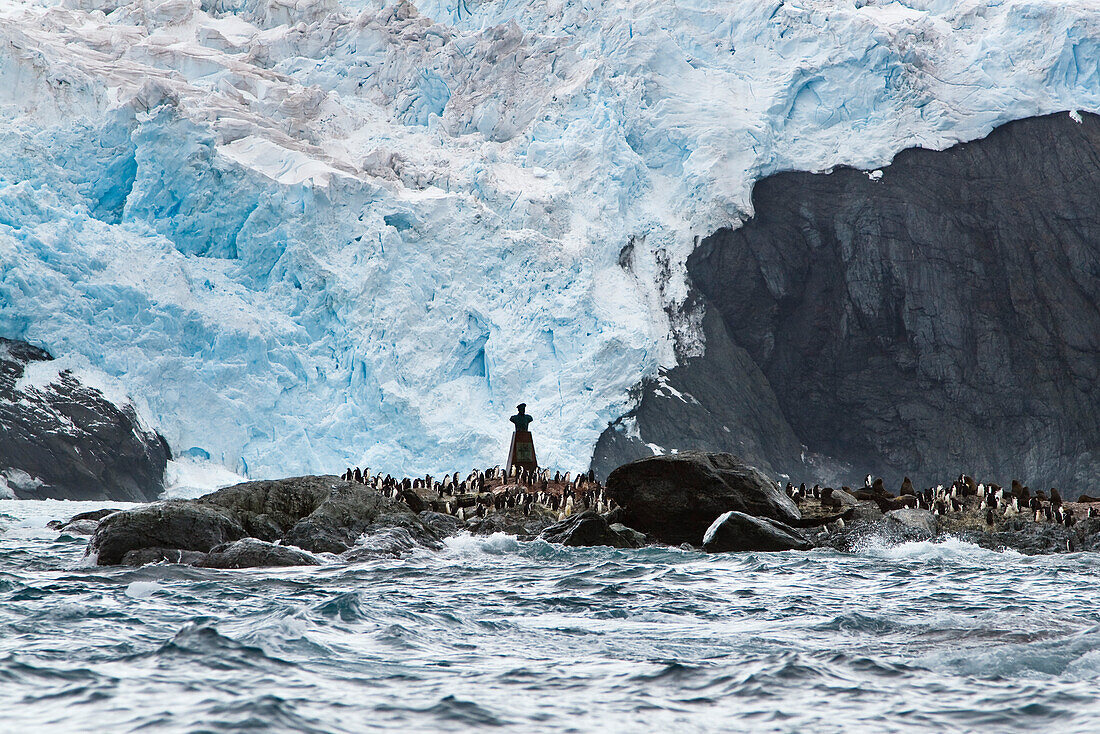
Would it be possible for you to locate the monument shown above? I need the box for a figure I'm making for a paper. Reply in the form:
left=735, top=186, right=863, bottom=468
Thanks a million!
left=507, top=403, right=538, bottom=475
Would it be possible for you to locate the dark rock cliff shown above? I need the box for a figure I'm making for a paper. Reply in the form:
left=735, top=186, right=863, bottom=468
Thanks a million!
left=593, top=112, right=1100, bottom=496
left=0, top=337, right=169, bottom=501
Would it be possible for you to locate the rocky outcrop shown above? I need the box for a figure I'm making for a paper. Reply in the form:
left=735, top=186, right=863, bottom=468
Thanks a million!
left=0, top=338, right=169, bottom=501
left=605, top=452, right=800, bottom=545
left=702, top=511, right=811, bottom=553
left=593, top=112, right=1100, bottom=496
left=91, top=501, right=248, bottom=565
left=465, top=510, right=557, bottom=539
left=539, top=511, right=646, bottom=548
left=88, top=475, right=440, bottom=566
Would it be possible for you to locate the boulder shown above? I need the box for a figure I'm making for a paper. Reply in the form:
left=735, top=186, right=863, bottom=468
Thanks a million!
left=90, top=501, right=246, bottom=565
left=340, top=527, right=431, bottom=561
left=702, top=511, right=812, bottom=553
left=850, top=501, right=884, bottom=523
left=417, top=511, right=466, bottom=538
left=67, top=508, right=123, bottom=524
left=58, top=519, right=100, bottom=535
left=54, top=508, right=122, bottom=535
left=830, top=489, right=858, bottom=507
left=608, top=522, right=647, bottom=548
left=885, top=508, right=938, bottom=538
left=201, top=539, right=321, bottom=568
left=280, top=490, right=430, bottom=554
left=606, top=452, right=799, bottom=545
left=87, top=476, right=434, bottom=565
left=539, top=511, right=646, bottom=548
left=0, top=338, right=169, bottom=502
left=466, top=510, right=557, bottom=538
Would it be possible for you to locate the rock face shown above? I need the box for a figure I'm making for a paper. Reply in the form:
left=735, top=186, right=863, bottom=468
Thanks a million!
left=605, top=452, right=800, bottom=545
left=593, top=113, right=1100, bottom=496
left=88, top=475, right=439, bottom=566
left=702, top=511, right=811, bottom=553
left=0, top=338, right=169, bottom=501
left=539, top=511, right=646, bottom=548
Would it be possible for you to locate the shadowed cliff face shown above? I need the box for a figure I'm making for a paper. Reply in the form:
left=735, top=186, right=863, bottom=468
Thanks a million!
left=593, top=112, right=1100, bottom=496
left=0, top=338, right=170, bottom=501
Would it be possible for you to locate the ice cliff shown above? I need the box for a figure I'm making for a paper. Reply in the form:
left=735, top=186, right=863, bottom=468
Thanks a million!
left=2, top=0, right=1100, bottom=479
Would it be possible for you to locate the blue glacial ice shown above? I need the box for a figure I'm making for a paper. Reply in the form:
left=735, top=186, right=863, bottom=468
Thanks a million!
left=2, top=0, right=1100, bottom=481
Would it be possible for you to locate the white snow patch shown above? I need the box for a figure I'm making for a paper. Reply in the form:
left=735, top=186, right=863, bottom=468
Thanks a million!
left=163, top=456, right=247, bottom=499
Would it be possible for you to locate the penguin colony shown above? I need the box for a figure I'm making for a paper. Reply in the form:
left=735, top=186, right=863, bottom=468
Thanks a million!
left=339, top=465, right=614, bottom=522
left=785, top=473, right=1095, bottom=530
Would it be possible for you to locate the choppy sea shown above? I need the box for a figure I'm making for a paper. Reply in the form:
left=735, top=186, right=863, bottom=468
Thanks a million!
left=4, top=499, right=1100, bottom=733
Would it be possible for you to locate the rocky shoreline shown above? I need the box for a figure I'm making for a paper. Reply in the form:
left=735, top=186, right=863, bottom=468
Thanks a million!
left=50, top=452, right=1100, bottom=568
left=0, top=338, right=170, bottom=502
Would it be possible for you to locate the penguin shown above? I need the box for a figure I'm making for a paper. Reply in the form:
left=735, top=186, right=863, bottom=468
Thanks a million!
left=864, top=474, right=873, bottom=489
left=353, top=467, right=363, bottom=483
left=1090, top=507, right=1098, bottom=519
left=1050, top=488, right=1063, bottom=509
left=985, top=508, right=995, bottom=526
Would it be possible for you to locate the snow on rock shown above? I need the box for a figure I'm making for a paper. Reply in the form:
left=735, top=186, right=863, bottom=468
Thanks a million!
left=1, top=0, right=1100, bottom=478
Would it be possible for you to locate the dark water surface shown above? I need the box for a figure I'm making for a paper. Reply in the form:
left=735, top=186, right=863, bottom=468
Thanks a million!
left=4, top=499, right=1100, bottom=733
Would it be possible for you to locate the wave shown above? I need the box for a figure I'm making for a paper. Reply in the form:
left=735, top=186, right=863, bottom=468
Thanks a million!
left=850, top=534, right=1026, bottom=562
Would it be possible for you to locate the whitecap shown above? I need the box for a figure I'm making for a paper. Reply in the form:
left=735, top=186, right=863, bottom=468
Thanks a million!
left=125, top=580, right=164, bottom=598
left=853, top=535, right=1024, bottom=563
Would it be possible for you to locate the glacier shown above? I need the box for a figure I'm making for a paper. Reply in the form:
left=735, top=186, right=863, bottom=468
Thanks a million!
left=2, top=0, right=1100, bottom=480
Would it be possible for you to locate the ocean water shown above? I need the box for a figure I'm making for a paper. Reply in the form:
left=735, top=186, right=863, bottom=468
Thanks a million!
left=4, top=500, right=1100, bottom=733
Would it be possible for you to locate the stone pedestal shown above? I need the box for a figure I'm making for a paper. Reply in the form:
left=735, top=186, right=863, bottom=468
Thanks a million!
left=507, top=430, right=538, bottom=474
